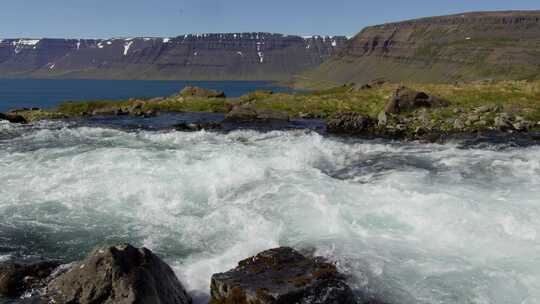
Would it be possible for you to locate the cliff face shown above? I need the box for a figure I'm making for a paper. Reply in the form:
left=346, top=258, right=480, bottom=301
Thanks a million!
left=0, top=33, right=347, bottom=81
left=298, top=11, right=540, bottom=87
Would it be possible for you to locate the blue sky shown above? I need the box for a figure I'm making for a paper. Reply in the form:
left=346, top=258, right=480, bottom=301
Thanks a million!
left=1, top=0, right=538, bottom=38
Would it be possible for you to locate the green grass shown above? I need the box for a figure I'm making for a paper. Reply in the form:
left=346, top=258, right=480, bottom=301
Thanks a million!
left=14, top=80, right=540, bottom=130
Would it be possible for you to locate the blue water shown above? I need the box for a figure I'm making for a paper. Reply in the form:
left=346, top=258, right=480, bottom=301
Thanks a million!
left=0, top=79, right=294, bottom=112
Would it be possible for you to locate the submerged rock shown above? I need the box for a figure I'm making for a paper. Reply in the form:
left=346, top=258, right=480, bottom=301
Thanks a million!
left=384, top=87, right=450, bottom=114
left=210, top=247, right=355, bottom=304
left=0, top=257, right=61, bottom=297
left=327, top=112, right=375, bottom=135
left=46, top=244, right=191, bottom=304
left=174, top=121, right=222, bottom=131
left=180, top=86, right=226, bottom=98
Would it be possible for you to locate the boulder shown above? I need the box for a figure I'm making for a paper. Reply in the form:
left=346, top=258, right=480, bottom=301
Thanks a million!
left=326, top=112, right=375, bottom=135
left=180, top=86, right=226, bottom=98
left=377, top=111, right=388, bottom=127
left=224, top=106, right=289, bottom=123
left=0, top=257, right=61, bottom=297
left=384, top=87, right=450, bottom=114
left=46, top=244, right=191, bottom=304
left=210, top=247, right=355, bottom=304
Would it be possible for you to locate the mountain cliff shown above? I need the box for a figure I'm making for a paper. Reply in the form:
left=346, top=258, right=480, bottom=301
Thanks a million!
left=0, top=33, right=347, bottom=81
left=297, top=11, right=540, bottom=87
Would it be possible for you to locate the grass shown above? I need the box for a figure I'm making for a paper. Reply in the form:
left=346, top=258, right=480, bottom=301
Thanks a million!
left=13, top=80, right=540, bottom=131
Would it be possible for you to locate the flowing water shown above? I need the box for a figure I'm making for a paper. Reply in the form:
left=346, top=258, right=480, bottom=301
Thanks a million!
left=1, top=118, right=539, bottom=304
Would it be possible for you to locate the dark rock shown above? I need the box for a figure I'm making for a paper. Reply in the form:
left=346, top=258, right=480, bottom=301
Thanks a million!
left=210, top=247, right=355, bottom=304
left=0, top=113, right=28, bottom=124
left=0, top=257, right=61, bottom=297
left=180, top=86, right=226, bottom=98
left=327, top=112, right=375, bottom=135
left=224, top=106, right=289, bottom=123
left=174, top=121, right=222, bottom=131
left=46, top=244, right=191, bottom=304
left=384, top=87, right=450, bottom=114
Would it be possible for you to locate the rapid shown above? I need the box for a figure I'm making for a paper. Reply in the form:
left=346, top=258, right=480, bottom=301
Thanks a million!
left=1, top=119, right=539, bottom=304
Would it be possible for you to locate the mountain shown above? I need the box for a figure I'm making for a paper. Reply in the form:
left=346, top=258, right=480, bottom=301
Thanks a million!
left=296, top=11, right=540, bottom=88
left=0, top=33, right=347, bottom=81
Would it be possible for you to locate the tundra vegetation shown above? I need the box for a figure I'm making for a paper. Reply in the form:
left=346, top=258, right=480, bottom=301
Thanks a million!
left=8, top=80, right=540, bottom=135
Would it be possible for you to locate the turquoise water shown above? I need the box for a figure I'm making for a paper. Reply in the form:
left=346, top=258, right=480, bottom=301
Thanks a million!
left=0, top=79, right=294, bottom=112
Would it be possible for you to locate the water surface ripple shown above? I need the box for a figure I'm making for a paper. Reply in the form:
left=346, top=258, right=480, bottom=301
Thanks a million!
left=1, top=120, right=539, bottom=304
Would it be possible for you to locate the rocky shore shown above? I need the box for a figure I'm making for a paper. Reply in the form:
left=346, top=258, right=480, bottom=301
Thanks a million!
left=2, top=83, right=540, bottom=143
left=0, top=244, right=368, bottom=304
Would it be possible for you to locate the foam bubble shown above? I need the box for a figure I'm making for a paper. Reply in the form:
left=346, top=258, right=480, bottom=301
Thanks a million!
left=1, top=126, right=539, bottom=303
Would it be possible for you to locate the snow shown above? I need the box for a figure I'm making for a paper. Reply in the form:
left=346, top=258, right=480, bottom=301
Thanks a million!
left=76, top=41, right=81, bottom=50
left=332, top=40, right=337, bottom=47
left=49, top=64, right=55, bottom=70
left=163, top=38, right=170, bottom=43
left=12, top=39, right=41, bottom=54
left=194, top=52, right=198, bottom=56
left=106, top=41, right=112, bottom=45
left=123, top=41, right=134, bottom=56
left=236, top=51, right=243, bottom=56
left=257, top=51, right=264, bottom=63
left=97, top=42, right=104, bottom=49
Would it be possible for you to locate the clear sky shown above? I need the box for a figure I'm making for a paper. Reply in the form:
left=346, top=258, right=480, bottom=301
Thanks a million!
left=1, top=0, right=538, bottom=38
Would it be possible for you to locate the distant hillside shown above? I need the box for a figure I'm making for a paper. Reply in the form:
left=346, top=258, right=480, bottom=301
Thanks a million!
left=296, top=11, right=540, bottom=88
left=0, top=33, right=347, bottom=81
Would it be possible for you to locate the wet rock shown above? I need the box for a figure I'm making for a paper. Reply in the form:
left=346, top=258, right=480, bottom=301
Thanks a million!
left=180, top=86, right=226, bottom=98
left=210, top=247, right=355, bottom=304
left=174, top=121, right=222, bottom=131
left=0, top=112, right=28, bottom=124
left=46, top=244, right=191, bottom=304
left=327, top=112, right=375, bottom=135
left=0, top=257, right=61, bottom=297
left=224, top=106, right=289, bottom=123
left=384, top=87, right=450, bottom=114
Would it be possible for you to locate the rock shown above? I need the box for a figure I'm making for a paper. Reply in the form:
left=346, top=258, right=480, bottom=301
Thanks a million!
left=513, top=120, right=533, bottom=132
left=384, top=87, right=450, bottom=114
left=224, top=106, right=289, bottom=123
left=351, top=79, right=387, bottom=91
left=46, top=244, right=191, bottom=304
left=0, top=257, right=61, bottom=297
left=494, top=115, right=514, bottom=131
left=453, top=119, right=465, bottom=130
left=377, top=111, right=388, bottom=127
left=327, top=112, right=375, bottom=135
left=180, top=86, right=226, bottom=98
left=147, top=97, right=165, bottom=103
left=0, top=112, right=28, bottom=124
left=174, top=121, right=222, bottom=131
left=210, top=247, right=355, bottom=304
left=91, top=107, right=128, bottom=116
left=474, top=104, right=501, bottom=113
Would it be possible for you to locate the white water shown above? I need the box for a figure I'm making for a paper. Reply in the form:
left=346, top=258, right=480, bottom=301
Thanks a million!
left=1, top=121, right=539, bottom=304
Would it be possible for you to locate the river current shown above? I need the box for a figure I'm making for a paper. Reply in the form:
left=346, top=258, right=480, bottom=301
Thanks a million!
left=0, top=118, right=539, bottom=304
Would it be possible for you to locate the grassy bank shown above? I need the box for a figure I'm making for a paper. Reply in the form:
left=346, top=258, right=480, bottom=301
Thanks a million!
left=12, top=80, right=540, bottom=132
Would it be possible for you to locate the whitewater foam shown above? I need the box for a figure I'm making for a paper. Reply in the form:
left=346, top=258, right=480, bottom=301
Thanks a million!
left=0, top=124, right=539, bottom=304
